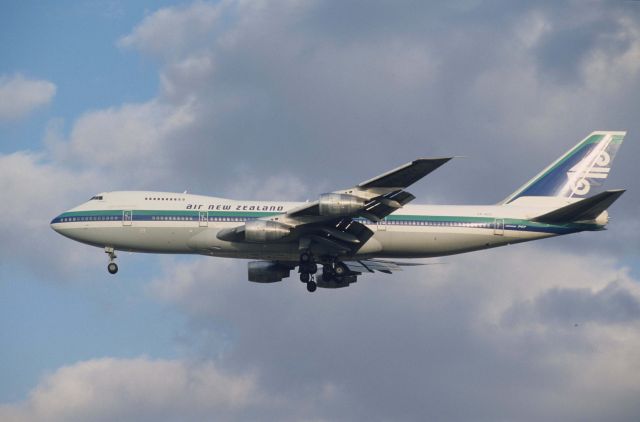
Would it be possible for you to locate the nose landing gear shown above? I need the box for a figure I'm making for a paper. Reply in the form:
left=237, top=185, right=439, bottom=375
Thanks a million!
left=108, top=262, right=118, bottom=274
left=105, top=247, right=118, bottom=274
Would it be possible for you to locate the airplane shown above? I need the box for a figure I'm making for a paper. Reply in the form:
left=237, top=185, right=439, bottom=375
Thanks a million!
left=51, top=131, right=626, bottom=292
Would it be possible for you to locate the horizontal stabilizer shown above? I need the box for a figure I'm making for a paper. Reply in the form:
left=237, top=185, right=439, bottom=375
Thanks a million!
left=532, top=189, right=625, bottom=223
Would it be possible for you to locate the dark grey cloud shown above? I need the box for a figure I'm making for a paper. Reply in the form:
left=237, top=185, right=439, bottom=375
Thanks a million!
left=533, top=1, right=640, bottom=82
left=535, top=24, right=603, bottom=84
left=504, top=280, right=640, bottom=326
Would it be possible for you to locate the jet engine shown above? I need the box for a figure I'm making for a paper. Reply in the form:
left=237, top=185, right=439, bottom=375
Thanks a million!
left=244, top=220, right=291, bottom=242
left=248, top=261, right=291, bottom=283
left=318, top=193, right=366, bottom=216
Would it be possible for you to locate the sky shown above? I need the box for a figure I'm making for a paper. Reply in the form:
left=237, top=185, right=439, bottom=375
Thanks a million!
left=1, top=0, right=640, bottom=420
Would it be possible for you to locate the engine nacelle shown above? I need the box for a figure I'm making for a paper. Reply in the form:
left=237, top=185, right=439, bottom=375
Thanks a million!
left=244, top=220, right=291, bottom=243
left=319, top=193, right=366, bottom=216
left=248, top=261, right=291, bottom=283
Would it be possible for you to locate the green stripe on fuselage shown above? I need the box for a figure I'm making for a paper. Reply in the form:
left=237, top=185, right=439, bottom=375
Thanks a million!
left=59, top=209, right=599, bottom=232
left=385, top=214, right=598, bottom=231
left=60, top=209, right=282, bottom=218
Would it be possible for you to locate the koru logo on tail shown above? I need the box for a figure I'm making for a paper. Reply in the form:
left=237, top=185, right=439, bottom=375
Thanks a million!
left=567, top=150, right=611, bottom=196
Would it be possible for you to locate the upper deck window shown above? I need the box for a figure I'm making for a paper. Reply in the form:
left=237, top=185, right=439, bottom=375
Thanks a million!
left=90, top=195, right=104, bottom=200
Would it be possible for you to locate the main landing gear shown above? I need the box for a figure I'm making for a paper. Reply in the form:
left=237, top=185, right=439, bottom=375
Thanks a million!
left=299, top=251, right=318, bottom=293
left=105, top=247, right=118, bottom=274
left=298, top=252, right=356, bottom=292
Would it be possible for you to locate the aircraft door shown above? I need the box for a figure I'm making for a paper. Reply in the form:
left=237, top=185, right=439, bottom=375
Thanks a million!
left=199, top=211, right=208, bottom=227
left=377, top=217, right=387, bottom=231
left=494, top=218, right=504, bottom=236
left=123, top=210, right=133, bottom=226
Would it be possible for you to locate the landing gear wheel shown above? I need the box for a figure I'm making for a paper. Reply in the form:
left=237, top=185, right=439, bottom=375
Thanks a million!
left=306, top=281, right=317, bottom=292
left=107, top=262, right=118, bottom=274
left=105, top=247, right=118, bottom=275
left=334, top=262, right=348, bottom=277
left=300, top=272, right=310, bottom=283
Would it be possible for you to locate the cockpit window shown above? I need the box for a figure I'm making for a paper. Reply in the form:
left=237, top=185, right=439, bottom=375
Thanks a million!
left=90, top=195, right=104, bottom=200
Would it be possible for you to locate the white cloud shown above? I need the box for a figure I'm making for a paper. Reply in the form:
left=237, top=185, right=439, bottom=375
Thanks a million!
left=0, top=73, right=56, bottom=121
left=0, top=357, right=262, bottom=422
left=61, top=100, right=195, bottom=186
left=118, top=1, right=222, bottom=59
left=160, top=54, right=215, bottom=102
left=0, top=151, right=102, bottom=275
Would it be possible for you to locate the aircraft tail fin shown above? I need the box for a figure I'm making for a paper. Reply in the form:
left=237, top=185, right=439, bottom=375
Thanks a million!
left=532, top=189, right=625, bottom=224
left=502, top=131, right=626, bottom=204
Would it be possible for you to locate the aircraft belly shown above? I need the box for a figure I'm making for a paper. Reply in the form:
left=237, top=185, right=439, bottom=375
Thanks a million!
left=370, top=227, right=550, bottom=258
left=55, top=222, right=553, bottom=261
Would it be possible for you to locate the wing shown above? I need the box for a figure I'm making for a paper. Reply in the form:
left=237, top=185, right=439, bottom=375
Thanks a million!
left=286, top=158, right=452, bottom=221
left=357, top=158, right=453, bottom=189
left=218, top=157, right=452, bottom=256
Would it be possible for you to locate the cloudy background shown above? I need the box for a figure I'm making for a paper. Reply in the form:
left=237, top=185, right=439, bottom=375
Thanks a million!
left=1, top=1, right=640, bottom=420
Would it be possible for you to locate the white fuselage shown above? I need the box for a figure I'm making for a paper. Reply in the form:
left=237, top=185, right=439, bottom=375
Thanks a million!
left=50, top=191, right=597, bottom=262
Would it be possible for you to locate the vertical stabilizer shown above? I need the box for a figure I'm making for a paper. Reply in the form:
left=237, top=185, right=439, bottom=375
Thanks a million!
left=502, top=131, right=626, bottom=204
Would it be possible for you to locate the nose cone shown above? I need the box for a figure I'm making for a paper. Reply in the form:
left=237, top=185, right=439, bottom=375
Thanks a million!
left=50, top=214, right=64, bottom=233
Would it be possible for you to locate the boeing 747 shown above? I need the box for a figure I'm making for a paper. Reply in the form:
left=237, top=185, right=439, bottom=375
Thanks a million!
left=51, top=131, right=626, bottom=292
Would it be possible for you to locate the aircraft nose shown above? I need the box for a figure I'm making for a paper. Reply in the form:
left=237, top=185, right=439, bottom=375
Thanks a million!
left=50, top=214, right=63, bottom=233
